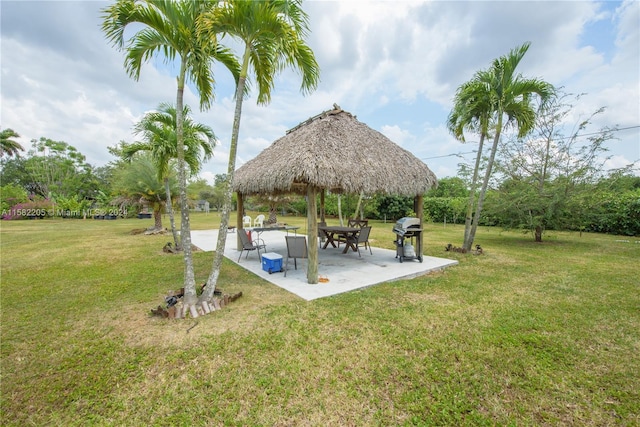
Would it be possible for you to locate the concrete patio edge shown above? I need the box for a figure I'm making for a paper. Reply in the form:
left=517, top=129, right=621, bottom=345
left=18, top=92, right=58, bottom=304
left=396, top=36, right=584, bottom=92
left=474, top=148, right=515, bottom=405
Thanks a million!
left=191, top=229, right=458, bottom=301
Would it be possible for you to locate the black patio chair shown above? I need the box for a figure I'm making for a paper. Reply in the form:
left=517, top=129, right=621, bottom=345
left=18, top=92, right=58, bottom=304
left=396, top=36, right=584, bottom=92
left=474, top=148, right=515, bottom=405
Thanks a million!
left=346, top=226, right=373, bottom=257
left=317, top=221, right=327, bottom=249
left=284, top=235, right=308, bottom=277
left=347, top=218, right=368, bottom=228
left=237, top=231, right=266, bottom=262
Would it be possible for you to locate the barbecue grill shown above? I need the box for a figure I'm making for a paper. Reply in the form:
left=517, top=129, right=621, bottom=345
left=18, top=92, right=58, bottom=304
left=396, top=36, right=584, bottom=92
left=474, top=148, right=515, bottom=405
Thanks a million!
left=392, top=217, right=423, bottom=263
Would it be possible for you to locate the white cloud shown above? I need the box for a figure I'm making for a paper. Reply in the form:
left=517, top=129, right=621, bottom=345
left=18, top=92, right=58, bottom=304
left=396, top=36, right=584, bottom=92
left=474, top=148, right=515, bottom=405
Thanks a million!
left=1, top=0, right=638, bottom=181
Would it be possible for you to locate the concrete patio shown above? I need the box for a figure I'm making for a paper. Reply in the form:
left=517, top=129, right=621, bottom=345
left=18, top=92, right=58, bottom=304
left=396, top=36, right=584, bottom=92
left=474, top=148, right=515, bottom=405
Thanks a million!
left=191, top=228, right=458, bottom=301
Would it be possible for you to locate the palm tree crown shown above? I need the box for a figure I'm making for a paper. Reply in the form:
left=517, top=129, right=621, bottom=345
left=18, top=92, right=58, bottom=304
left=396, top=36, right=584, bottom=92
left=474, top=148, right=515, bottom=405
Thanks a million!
left=101, top=0, right=239, bottom=110
left=1, top=128, right=25, bottom=158
left=198, top=0, right=320, bottom=105
left=125, top=103, right=216, bottom=181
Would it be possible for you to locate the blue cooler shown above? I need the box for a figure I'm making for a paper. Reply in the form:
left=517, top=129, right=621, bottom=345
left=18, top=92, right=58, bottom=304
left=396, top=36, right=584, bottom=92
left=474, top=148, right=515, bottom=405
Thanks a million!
left=261, top=252, right=283, bottom=274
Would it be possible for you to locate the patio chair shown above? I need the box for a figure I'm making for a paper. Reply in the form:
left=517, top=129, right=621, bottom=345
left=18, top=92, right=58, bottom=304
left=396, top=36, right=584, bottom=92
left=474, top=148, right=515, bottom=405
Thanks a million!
left=317, top=221, right=327, bottom=249
left=346, top=226, right=373, bottom=257
left=347, top=218, right=368, bottom=228
left=254, top=214, right=265, bottom=228
left=284, top=236, right=308, bottom=277
left=237, top=230, right=266, bottom=262
left=242, top=215, right=252, bottom=228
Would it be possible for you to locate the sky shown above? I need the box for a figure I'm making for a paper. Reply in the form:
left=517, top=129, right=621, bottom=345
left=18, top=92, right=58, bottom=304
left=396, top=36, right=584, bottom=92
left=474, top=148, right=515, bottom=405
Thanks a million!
left=1, top=0, right=639, bottom=185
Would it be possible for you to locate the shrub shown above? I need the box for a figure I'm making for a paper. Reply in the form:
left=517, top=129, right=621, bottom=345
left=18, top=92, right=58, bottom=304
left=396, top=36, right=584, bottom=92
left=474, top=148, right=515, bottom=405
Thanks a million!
left=0, top=184, right=28, bottom=214
left=2, top=198, right=54, bottom=220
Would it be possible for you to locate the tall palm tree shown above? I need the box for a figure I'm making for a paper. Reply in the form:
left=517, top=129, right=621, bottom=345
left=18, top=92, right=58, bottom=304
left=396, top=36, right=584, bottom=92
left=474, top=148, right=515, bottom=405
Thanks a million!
left=102, top=0, right=240, bottom=307
left=460, top=42, right=554, bottom=250
left=447, top=79, right=493, bottom=248
left=0, top=128, right=24, bottom=158
left=197, top=0, right=320, bottom=303
left=123, top=102, right=216, bottom=247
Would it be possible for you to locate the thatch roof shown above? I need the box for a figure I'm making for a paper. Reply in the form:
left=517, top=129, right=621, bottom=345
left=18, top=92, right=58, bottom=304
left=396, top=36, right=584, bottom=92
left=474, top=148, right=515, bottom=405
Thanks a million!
left=233, top=106, right=438, bottom=196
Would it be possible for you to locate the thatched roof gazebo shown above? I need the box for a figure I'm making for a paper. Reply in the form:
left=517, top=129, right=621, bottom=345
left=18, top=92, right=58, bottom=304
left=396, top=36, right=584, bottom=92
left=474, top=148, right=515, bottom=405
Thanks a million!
left=233, top=105, right=438, bottom=284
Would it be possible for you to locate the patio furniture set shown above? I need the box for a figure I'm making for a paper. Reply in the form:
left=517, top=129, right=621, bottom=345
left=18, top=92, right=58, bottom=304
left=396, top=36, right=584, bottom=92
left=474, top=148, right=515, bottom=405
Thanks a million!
left=236, top=219, right=373, bottom=276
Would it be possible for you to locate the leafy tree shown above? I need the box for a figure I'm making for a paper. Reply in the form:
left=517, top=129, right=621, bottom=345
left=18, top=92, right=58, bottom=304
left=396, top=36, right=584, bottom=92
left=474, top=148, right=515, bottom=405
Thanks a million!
left=102, top=0, right=240, bottom=307
left=576, top=187, right=640, bottom=236
left=481, top=92, right=640, bottom=239
left=490, top=92, right=619, bottom=241
left=188, top=178, right=226, bottom=212
left=449, top=42, right=554, bottom=250
left=198, top=0, right=320, bottom=302
left=426, top=177, right=469, bottom=198
left=423, top=196, right=466, bottom=224
left=0, top=128, right=24, bottom=158
left=122, top=102, right=215, bottom=242
left=376, top=195, right=415, bottom=221
left=0, top=184, right=28, bottom=214
left=1, top=138, right=103, bottom=212
left=24, top=138, right=99, bottom=200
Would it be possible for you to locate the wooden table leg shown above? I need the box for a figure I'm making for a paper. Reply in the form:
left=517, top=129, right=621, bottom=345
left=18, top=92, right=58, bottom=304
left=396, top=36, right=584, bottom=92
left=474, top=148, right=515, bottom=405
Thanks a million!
left=342, top=233, right=358, bottom=253
left=322, top=231, right=337, bottom=249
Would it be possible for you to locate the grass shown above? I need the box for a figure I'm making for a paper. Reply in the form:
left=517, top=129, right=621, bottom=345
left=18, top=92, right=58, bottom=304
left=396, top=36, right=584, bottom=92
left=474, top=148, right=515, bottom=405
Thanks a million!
left=1, top=212, right=639, bottom=426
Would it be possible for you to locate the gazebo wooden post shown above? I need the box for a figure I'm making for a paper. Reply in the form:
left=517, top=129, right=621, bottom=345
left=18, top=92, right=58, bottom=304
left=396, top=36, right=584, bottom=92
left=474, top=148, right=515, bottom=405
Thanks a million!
left=237, top=193, right=244, bottom=251
left=306, top=185, right=319, bottom=284
left=415, top=194, right=424, bottom=256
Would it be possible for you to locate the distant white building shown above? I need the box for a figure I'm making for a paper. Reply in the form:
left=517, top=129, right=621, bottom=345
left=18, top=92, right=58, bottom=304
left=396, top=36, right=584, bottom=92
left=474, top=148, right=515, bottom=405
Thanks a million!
left=194, top=200, right=210, bottom=213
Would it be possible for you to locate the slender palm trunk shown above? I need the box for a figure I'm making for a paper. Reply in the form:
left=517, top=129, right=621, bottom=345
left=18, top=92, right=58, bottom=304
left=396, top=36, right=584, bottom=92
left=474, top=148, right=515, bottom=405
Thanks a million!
left=353, top=192, right=364, bottom=220
left=337, top=195, right=343, bottom=226
left=467, top=115, right=503, bottom=250
left=175, top=61, right=197, bottom=307
left=268, top=204, right=277, bottom=224
left=153, top=205, right=163, bottom=230
left=463, top=133, right=486, bottom=250
left=201, top=47, right=250, bottom=303
left=164, top=177, right=180, bottom=250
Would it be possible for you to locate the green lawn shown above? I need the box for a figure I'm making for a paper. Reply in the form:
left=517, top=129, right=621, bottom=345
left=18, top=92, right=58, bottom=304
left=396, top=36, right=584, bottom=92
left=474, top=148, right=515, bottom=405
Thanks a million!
left=1, top=213, right=638, bottom=426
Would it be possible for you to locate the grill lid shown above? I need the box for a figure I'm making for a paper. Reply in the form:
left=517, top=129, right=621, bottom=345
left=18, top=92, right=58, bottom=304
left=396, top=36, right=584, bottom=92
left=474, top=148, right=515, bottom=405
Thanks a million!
left=393, top=217, right=421, bottom=235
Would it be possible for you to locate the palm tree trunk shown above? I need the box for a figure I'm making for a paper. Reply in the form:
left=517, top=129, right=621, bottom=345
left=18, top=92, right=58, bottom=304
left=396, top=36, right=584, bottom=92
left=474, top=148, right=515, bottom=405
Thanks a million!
left=268, top=204, right=277, bottom=224
left=467, top=116, right=503, bottom=250
left=201, top=46, right=250, bottom=303
left=337, top=194, right=344, bottom=226
left=164, top=177, right=180, bottom=250
left=535, top=225, right=543, bottom=242
left=463, top=133, right=486, bottom=250
left=175, top=61, right=197, bottom=307
left=353, top=191, right=364, bottom=220
left=153, top=205, right=163, bottom=230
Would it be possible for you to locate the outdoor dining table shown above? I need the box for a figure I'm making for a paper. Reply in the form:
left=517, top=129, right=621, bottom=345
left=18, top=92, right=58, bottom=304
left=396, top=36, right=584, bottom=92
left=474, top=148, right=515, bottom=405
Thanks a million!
left=250, top=225, right=300, bottom=239
left=318, top=225, right=360, bottom=254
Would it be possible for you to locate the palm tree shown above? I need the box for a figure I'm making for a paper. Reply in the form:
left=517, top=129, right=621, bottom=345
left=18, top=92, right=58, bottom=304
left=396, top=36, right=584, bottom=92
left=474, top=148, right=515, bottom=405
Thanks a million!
left=1, top=128, right=24, bottom=158
left=197, top=0, right=320, bottom=303
left=123, top=102, right=216, bottom=246
left=447, top=79, right=493, bottom=248
left=102, top=0, right=240, bottom=307
left=113, top=153, right=176, bottom=229
left=458, top=42, right=554, bottom=250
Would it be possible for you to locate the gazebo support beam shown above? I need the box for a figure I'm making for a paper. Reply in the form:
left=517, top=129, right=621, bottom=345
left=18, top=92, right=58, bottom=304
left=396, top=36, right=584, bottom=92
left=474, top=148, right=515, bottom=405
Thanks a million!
left=306, top=184, right=319, bottom=284
left=415, top=194, right=424, bottom=257
left=237, top=193, right=244, bottom=250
